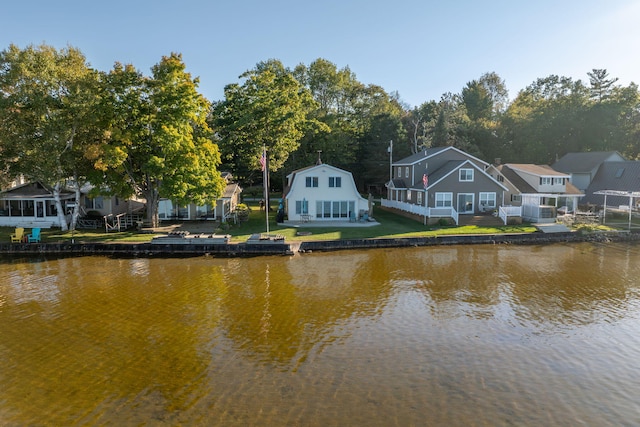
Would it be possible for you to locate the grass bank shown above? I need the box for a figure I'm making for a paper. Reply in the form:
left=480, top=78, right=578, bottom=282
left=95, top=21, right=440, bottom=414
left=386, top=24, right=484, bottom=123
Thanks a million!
left=1, top=205, right=542, bottom=244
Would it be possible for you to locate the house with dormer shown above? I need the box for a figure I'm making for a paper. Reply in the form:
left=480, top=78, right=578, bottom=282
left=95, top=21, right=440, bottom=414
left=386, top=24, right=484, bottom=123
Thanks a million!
left=487, top=163, right=583, bottom=223
left=383, top=146, right=510, bottom=224
left=552, top=151, right=626, bottom=191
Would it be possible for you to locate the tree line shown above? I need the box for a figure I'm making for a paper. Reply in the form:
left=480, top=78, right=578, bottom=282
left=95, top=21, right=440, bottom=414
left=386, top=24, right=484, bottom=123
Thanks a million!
left=2, top=44, right=639, bottom=229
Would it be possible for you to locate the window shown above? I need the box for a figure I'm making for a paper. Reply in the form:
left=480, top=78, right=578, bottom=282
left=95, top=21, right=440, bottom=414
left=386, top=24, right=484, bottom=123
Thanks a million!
left=540, top=177, right=552, bottom=185
left=315, top=200, right=354, bottom=218
left=435, top=192, right=453, bottom=207
left=511, top=194, right=522, bottom=203
left=329, top=176, right=342, bottom=188
left=84, top=196, right=104, bottom=210
left=405, top=167, right=409, bottom=178
left=397, top=168, right=401, bottom=178
left=417, top=192, right=423, bottom=205
left=407, top=190, right=412, bottom=201
left=497, top=175, right=504, bottom=182
left=305, top=176, right=318, bottom=187
left=552, top=177, right=564, bottom=185
left=459, top=169, right=474, bottom=182
left=295, top=199, right=309, bottom=214
left=479, top=192, right=496, bottom=208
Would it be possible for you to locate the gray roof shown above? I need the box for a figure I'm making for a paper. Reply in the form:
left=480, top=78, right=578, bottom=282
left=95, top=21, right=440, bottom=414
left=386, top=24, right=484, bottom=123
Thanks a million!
left=423, top=160, right=464, bottom=187
left=497, top=164, right=582, bottom=195
left=552, top=151, right=625, bottom=173
left=497, top=165, right=536, bottom=193
left=582, top=161, right=640, bottom=206
left=394, top=146, right=449, bottom=165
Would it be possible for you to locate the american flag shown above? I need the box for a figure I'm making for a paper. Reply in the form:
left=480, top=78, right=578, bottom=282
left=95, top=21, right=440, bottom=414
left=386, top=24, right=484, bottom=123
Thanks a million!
left=422, top=174, right=428, bottom=189
left=259, top=149, right=266, bottom=171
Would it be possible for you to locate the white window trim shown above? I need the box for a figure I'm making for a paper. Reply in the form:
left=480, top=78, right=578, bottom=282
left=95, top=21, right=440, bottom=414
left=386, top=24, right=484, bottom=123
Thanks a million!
left=435, top=192, right=453, bottom=207
left=459, top=168, right=474, bottom=182
left=479, top=192, right=496, bottom=208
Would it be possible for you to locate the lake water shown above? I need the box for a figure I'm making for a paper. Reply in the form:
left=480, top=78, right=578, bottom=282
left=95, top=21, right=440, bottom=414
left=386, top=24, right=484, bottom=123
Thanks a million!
left=1, top=242, right=640, bottom=426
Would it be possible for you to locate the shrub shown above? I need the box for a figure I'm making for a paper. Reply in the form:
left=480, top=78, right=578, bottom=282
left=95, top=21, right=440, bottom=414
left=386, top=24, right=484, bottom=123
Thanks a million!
left=235, top=204, right=251, bottom=222
left=438, top=218, right=451, bottom=226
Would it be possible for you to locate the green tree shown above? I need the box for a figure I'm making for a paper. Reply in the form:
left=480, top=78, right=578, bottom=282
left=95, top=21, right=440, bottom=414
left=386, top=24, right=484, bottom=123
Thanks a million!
left=213, top=59, right=322, bottom=193
left=0, top=43, right=100, bottom=231
left=588, top=69, right=619, bottom=102
left=96, top=54, right=225, bottom=227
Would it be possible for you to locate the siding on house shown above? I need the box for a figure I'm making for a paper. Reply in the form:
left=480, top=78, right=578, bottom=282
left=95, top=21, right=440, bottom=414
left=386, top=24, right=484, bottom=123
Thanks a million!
left=285, top=164, right=368, bottom=221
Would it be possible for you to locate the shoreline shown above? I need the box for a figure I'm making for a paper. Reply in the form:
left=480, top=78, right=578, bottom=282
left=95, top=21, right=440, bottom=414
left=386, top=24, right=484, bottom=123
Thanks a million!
left=1, top=230, right=638, bottom=258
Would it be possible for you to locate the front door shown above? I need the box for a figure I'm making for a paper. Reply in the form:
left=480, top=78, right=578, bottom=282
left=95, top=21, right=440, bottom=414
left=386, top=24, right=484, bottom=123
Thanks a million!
left=35, top=200, right=45, bottom=221
left=457, top=193, right=474, bottom=214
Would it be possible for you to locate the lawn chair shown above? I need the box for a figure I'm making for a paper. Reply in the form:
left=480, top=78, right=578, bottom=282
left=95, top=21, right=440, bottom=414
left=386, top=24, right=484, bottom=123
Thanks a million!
left=359, top=213, right=369, bottom=223
left=10, top=227, right=25, bottom=243
left=27, top=227, right=41, bottom=243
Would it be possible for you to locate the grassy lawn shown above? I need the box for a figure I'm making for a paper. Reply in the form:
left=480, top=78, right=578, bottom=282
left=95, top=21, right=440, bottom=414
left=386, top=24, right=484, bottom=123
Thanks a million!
left=4, top=203, right=624, bottom=245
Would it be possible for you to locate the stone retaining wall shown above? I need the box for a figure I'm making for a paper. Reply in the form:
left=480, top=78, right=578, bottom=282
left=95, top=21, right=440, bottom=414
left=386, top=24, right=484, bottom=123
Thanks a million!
left=0, top=231, right=638, bottom=258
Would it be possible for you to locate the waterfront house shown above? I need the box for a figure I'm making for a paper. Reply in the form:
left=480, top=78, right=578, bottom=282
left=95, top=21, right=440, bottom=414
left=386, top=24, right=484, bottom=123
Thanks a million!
left=157, top=172, right=242, bottom=223
left=488, top=163, right=583, bottom=223
left=283, top=162, right=369, bottom=222
left=383, top=146, right=510, bottom=224
left=0, top=181, right=74, bottom=228
left=579, top=161, right=640, bottom=210
left=552, top=151, right=626, bottom=191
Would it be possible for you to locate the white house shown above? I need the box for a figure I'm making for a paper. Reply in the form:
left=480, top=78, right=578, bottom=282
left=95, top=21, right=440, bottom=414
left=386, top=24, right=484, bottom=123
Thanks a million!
left=157, top=172, right=242, bottom=223
left=284, top=163, right=369, bottom=222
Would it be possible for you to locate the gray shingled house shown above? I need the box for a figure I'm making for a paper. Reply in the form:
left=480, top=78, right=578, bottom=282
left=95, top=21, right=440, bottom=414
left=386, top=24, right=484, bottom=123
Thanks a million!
left=580, top=161, right=640, bottom=209
left=552, top=151, right=626, bottom=191
left=383, top=146, right=509, bottom=224
left=486, top=163, right=583, bottom=223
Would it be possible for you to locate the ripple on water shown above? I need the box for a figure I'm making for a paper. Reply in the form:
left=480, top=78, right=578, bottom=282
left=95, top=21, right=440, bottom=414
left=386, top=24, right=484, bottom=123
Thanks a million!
left=1, top=245, right=640, bottom=426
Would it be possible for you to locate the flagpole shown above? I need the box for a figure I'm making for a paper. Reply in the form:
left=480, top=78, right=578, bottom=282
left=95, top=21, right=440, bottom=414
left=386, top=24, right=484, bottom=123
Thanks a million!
left=262, top=146, right=269, bottom=234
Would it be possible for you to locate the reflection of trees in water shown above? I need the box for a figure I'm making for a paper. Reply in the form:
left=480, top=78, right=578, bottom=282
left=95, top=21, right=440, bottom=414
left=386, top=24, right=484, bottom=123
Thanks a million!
left=504, top=242, right=640, bottom=327
left=384, top=243, right=640, bottom=326
left=0, top=257, right=223, bottom=424
left=218, top=251, right=396, bottom=369
left=395, top=246, right=504, bottom=320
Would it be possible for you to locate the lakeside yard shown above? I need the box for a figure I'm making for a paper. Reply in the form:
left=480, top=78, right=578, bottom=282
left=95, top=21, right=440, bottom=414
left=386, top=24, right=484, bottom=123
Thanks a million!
left=1, top=203, right=618, bottom=245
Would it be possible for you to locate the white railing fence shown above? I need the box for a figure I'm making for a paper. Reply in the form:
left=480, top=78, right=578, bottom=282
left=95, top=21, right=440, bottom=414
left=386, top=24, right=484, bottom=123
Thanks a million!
left=499, top=206, right=522, bottom=225
left=381, top=199, right=459, bottom=224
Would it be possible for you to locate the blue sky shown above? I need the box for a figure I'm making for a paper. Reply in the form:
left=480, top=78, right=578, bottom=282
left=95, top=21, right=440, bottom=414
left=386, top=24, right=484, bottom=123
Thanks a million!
left=3, top=0, right=640, bottom=107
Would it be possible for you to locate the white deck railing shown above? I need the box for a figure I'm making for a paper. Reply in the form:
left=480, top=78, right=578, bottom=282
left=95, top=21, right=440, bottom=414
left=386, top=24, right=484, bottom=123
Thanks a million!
left=381, top=199, right=459, bottom=225
left=498, top=206, right=522, bottom=225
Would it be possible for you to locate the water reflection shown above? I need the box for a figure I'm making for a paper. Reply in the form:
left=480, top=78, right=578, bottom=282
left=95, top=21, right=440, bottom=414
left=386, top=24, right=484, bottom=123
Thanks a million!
left=1, top=242, right=640, bottom=425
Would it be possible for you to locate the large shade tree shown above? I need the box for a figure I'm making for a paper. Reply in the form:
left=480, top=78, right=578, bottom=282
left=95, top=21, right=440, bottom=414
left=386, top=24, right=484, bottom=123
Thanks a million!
left=95, top=53, right=225, bottom=227
left=212, top=59, right=322, bottom=189
left=0, top=43, right=100, bottom=231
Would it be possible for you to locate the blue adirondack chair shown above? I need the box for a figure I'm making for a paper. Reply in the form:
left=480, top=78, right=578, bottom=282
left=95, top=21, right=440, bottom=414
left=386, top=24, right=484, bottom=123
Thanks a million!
left=27, top=227, right=41, bottom=243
